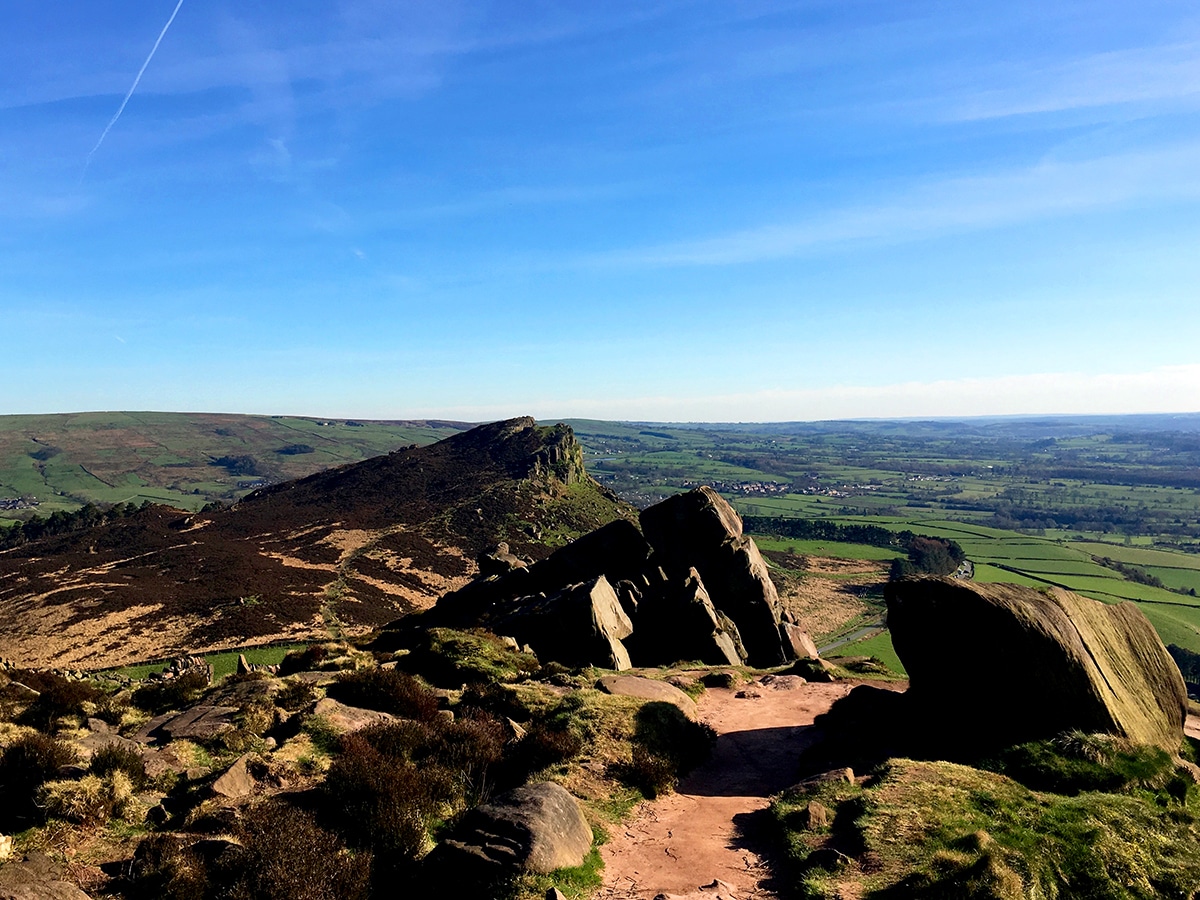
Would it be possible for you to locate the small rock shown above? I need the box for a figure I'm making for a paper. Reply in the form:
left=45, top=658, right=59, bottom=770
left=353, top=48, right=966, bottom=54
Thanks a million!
left=734, top=689, right=761, bottom=700
left=262, top=736, right=277, bottom=751
left=85, top=718, right=110, bottom=734
left=236, top=654, right=252, bottom=676
left=0, top=835, right=11, bottom=862
left=802, top=800, right=830, bottom=830
left=546, top=890, right=568, bottom=900
left=211, top=753, right=257, bottom=800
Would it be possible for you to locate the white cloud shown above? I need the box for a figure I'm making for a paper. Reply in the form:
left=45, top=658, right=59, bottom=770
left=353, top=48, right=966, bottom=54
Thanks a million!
left=952, top=41, right=1200, bottom=121
left=406, top=364, right=1200, bottom=422
left=598, top=142, right=1200, bottom=267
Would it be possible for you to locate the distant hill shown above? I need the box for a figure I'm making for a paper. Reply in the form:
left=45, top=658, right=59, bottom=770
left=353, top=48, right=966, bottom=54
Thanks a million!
left=0, top=418, right=634, bottom=669
left=0, top=411, right=471, bottom=520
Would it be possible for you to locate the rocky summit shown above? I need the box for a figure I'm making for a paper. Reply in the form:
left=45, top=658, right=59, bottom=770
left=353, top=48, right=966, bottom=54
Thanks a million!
left=0, top=418, right=631, bottom=669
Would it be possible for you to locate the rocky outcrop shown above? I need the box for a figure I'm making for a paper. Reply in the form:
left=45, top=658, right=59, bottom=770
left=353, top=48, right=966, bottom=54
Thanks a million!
left=426, top=782, right=592, bottom=884
left=887, top=577, right=1188, bottom=752
left=385, top=486, right=790, bottom=671
left=640, top=487, right=784, bottom=666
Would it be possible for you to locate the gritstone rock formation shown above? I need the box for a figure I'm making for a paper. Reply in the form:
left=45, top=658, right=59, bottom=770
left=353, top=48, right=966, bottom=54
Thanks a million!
left=887, top=577, right=1188, bottom=752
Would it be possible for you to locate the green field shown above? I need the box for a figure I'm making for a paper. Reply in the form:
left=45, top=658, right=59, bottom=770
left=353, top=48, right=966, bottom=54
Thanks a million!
left=107, top=643, right=309, bottom=682
left=837, top=630, right=907, bottom=675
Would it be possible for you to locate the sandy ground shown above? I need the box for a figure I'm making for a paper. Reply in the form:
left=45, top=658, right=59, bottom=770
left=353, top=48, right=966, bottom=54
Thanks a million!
left=596, top=679, right=859, bottom=900
left=1186, top=715, right=1200, bottom=742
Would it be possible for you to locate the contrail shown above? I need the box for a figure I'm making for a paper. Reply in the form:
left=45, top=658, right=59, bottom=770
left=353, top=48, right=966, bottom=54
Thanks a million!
left=81, top=0, right=186, bottom=179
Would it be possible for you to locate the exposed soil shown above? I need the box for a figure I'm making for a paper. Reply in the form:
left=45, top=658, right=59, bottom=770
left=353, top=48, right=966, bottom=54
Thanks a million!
left=596, top=678, right=880, bottom=899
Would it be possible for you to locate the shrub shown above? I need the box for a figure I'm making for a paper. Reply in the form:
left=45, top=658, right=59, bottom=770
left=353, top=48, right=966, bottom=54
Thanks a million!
left=90, top=742, right=148, bottom=789
left=274, top=681, right=316, bottom=712
left=0, top=732, right=80, bottom=828
left=326, top=669, right=440, bottom=722
left=615, top=702, right=716, bottom=799
left=325, top=731, right=448, bottom=863
left=132, top=670, right=210, bottom=714
left=14, top=671, right=102, bottom=731
left=216, top=800, right=371, bottom=900
left=129, top=835, right=209, bottom=900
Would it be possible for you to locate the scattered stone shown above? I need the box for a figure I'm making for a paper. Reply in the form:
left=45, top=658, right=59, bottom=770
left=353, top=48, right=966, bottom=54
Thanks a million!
left=310, top=697, right=396, bottom=734
left=131, top=712, right=175, bottom=745
left=428, top=782, right=592, bottom=882
left=75, top=732, right=143, bottom=760
left=211, top=753, right=257, bottom=800
left=85, top=718, right=109, bottom=734
left=734, top=689, right=761, bottom=700
left=759, top=674, right=806, bottom=691
left=596, top=675, right=698, bottom=720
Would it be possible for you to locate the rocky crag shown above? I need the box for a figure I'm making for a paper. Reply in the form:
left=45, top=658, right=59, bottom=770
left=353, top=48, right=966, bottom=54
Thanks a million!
left=380, top=485, right=822, bottom=670
left=0, top=419, right=630, bottom=669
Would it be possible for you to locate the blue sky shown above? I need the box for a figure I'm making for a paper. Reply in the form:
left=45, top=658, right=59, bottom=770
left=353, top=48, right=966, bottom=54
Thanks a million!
left=2, top=0, right=1198, bottom=421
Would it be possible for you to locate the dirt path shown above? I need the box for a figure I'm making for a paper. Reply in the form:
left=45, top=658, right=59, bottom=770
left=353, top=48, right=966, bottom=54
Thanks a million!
left=596, top=678, right=858, bottom=900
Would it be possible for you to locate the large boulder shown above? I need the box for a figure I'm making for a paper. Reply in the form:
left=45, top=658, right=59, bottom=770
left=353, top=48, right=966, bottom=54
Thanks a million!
left=426, top=782, right=592, bottom=885
left=595, top=674, right=698, bottom=720
left=887, top=578, right=1188, bottom=752
left=640, top=487, right=784, bottom=666
left=490, top=576, right=633, bottom=671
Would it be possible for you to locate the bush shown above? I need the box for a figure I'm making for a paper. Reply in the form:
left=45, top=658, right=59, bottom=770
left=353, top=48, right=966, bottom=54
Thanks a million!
left=274, top=681, right=316, bottom=712
left=219, top=801, right=371, bottom=900
left=326, top=669, right=440, bottom=722
left=14, top=670, right=102, bottom=731
left=132, top=670, right=210, bottom=714
left=616, top=701, right=716, bottom=799
left=0, top=732, right=80, bottom=828
left=90, top=742, right=148, bottom=789
left=325, top=730, right=449, bottom=864
left=129, top=835, right=209, bottom=900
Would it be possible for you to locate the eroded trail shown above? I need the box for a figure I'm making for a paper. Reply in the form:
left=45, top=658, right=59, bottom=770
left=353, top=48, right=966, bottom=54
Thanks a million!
left=596, top=678, right=857, bottom=900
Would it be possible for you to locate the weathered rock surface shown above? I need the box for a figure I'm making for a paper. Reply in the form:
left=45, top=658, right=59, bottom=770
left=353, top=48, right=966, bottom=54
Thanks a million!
left=211, top=753, right=257, bottom=799
left=427, top=782, right=592, bottom=881
left=780, top=623, right=819, bottom=660
left=639, top=487, right=784, bottom=666
left=627, top=568, right=743, bottom=667
left=0, top=853, right=91, bottom=899
left=490, top=576, right=633, bottom=671
left=310, top=697, right=396, bottom=734
left=888, top=577, right=1188, bottom=751
left=595, top=675, right=698, bottom=721
left=0, top=885, right=93, bottom=900
left=157, top=705, right=239, bottom=742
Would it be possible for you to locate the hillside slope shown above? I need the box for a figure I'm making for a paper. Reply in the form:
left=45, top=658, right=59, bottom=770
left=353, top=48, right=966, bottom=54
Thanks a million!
left=0, top=418, right=633, bottom=669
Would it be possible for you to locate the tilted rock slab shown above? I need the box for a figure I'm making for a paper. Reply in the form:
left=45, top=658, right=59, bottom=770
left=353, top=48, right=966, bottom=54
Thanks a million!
left=595, top=674, right=698, bottom=720
left=887, top=577, right=1188, bottom=751
left=490, top=576, right=633, bottom=671
left=427, top=782, right=592, bottom=882
left=640, top=486, right=784, bottom=666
